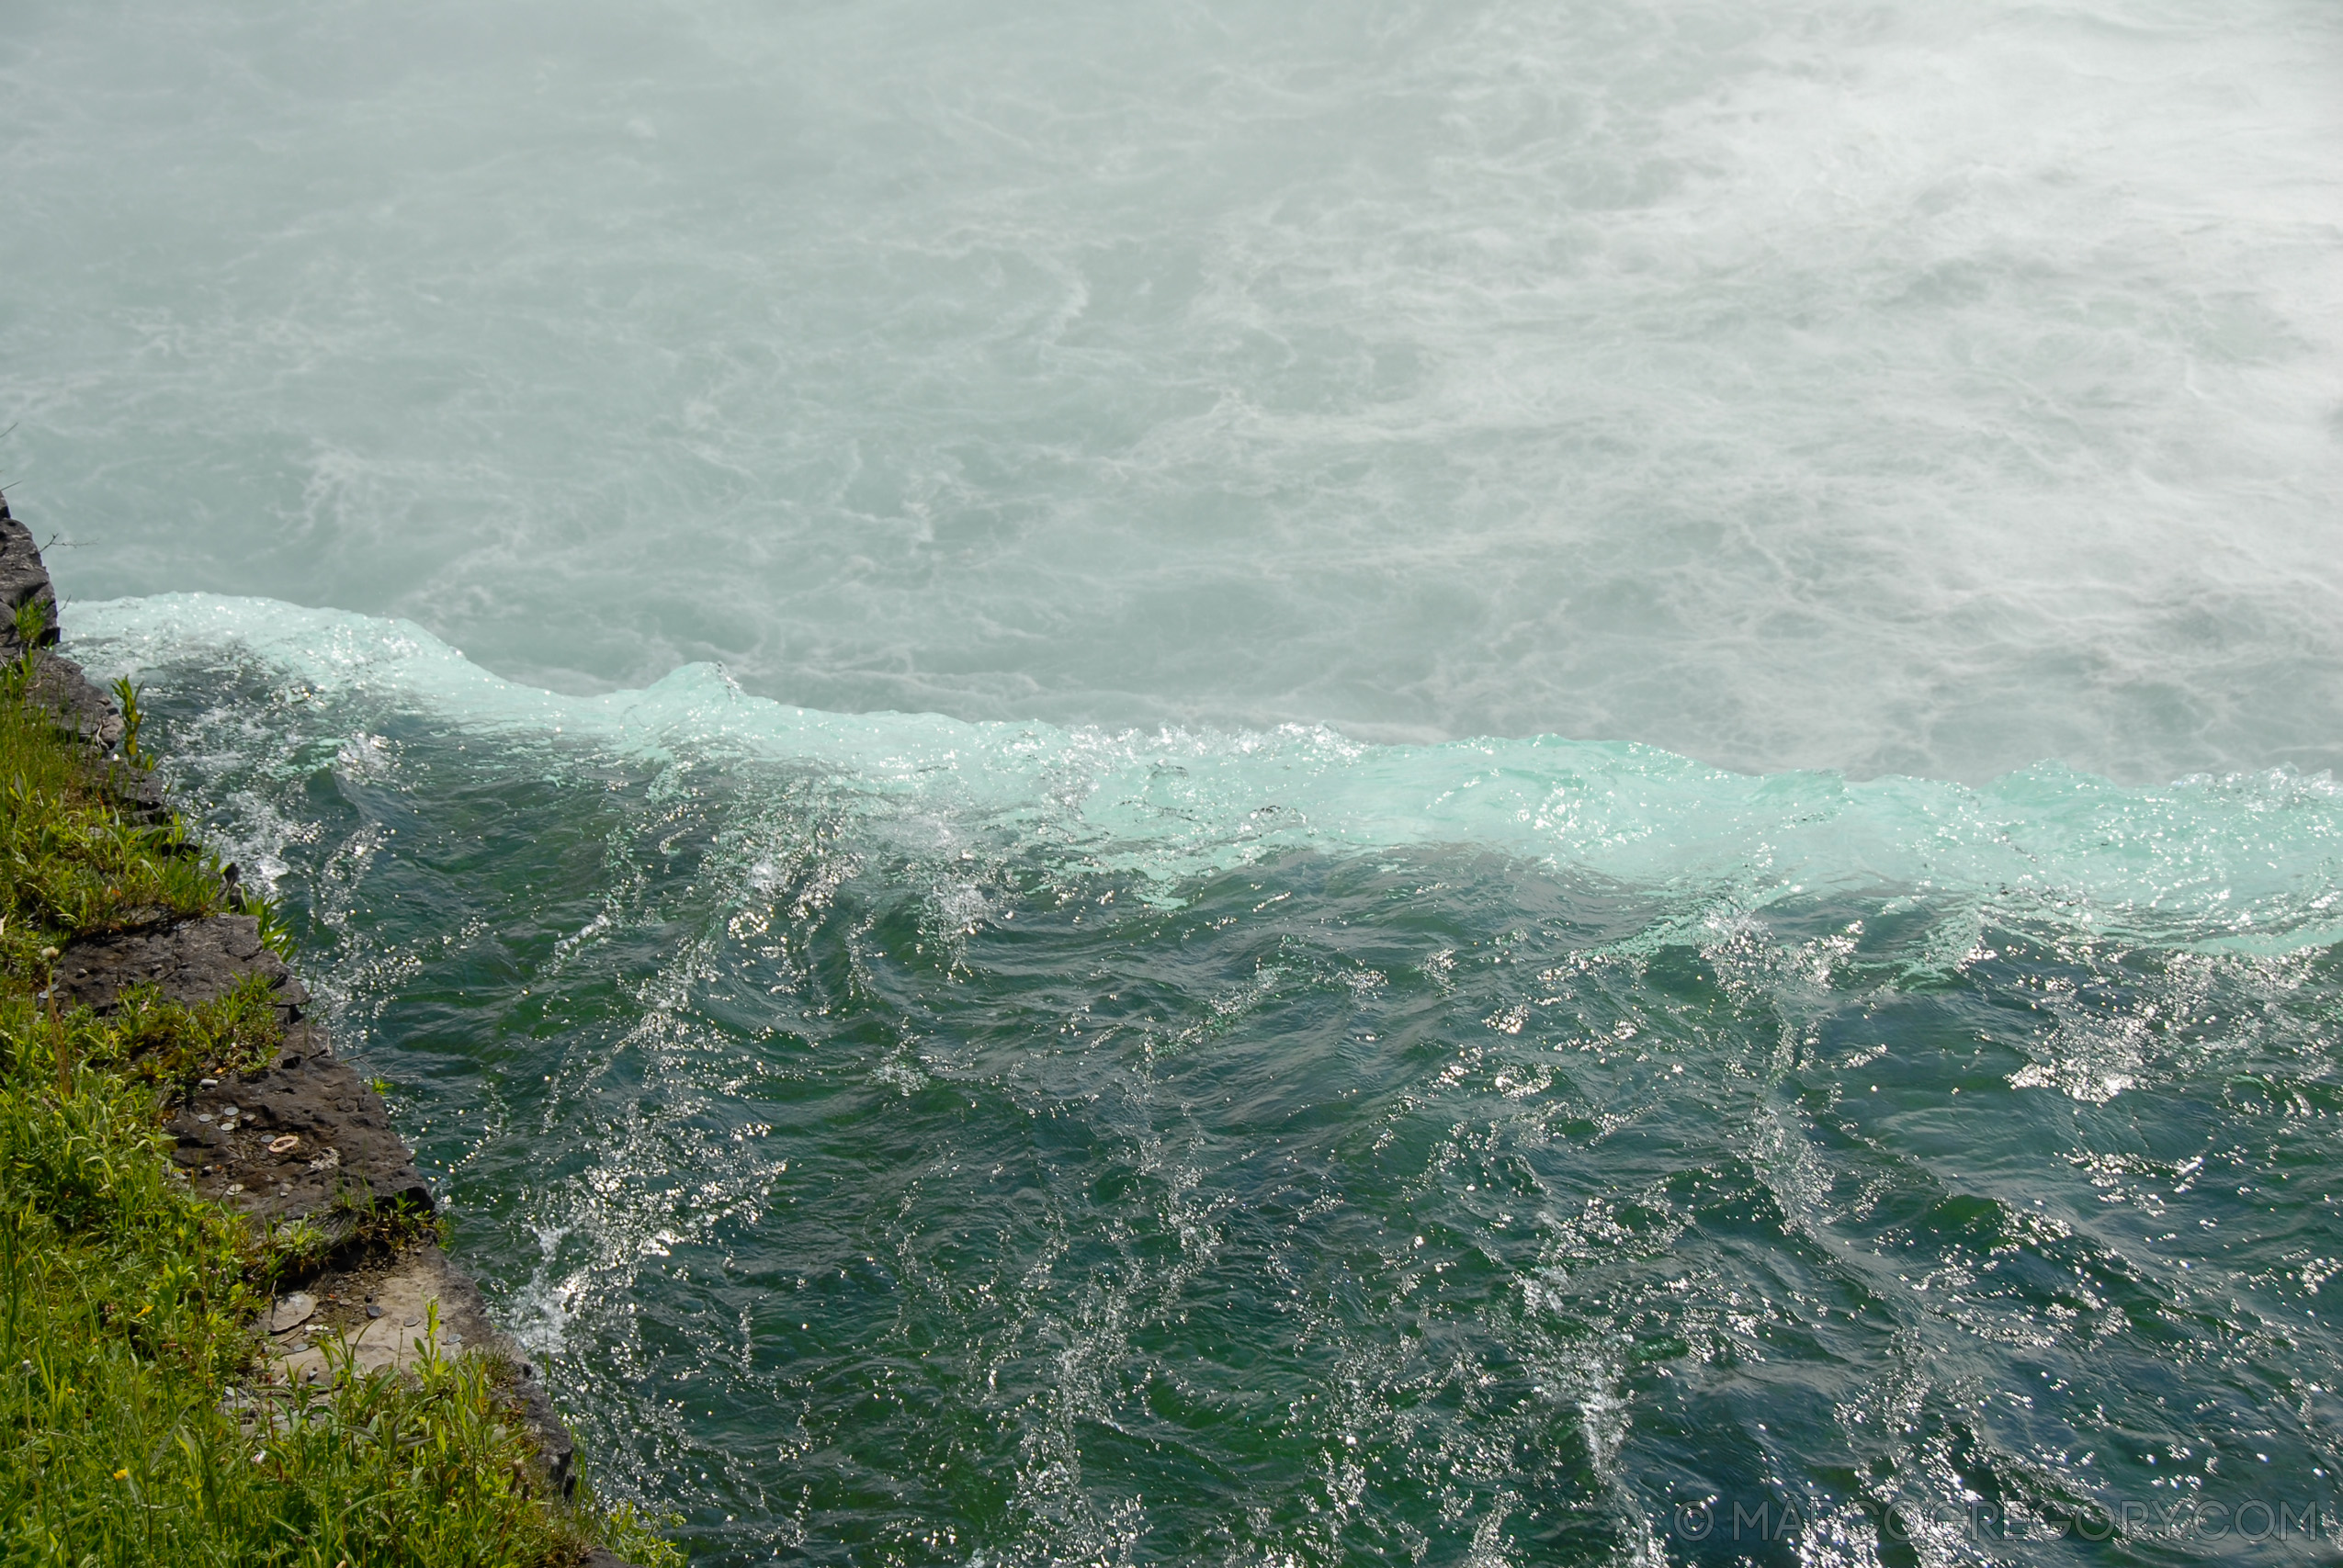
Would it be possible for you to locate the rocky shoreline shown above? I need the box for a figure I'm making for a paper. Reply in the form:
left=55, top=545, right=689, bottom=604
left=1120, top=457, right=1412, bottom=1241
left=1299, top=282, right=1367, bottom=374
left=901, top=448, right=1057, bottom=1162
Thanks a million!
left=3, top=496, right=636, bottom=1565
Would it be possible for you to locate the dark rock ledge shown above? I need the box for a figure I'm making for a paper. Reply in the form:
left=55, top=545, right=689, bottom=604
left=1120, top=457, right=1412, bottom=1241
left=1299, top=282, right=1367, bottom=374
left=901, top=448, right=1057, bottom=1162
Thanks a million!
left=4, top=496, right=632, bottom=1567
left=0, top=498, right=166, bottom=820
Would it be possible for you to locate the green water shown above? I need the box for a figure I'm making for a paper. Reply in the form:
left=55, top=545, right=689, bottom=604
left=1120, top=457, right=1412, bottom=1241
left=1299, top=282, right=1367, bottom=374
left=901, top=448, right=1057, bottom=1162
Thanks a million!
left=13, top=0, right=2343, bottom=1560
left=88, top=627, right=2343, bottom=1565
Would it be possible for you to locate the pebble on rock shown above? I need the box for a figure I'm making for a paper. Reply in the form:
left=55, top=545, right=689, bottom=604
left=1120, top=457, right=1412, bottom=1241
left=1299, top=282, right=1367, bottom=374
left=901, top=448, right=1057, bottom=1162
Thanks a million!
left=266, top=1292, right=319, bottom=1334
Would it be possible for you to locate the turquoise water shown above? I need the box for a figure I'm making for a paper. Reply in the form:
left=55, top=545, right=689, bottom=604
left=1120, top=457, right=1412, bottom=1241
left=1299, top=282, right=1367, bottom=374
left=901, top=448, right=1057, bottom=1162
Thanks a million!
left=7, top=0, right=2343, bottom=782
left=13, top=0, right=2343, bottom=1561
left=71, top=599, right=2343, bottom=1564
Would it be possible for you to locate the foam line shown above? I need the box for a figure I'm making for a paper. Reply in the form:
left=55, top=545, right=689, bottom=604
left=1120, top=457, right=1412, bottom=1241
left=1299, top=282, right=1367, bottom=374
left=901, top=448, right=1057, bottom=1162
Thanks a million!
left=71, top=593, right=2343, bottom=947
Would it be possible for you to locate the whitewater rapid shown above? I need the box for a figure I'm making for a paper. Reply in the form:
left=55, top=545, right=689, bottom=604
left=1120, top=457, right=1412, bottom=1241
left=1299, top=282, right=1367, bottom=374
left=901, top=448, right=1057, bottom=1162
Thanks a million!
left=77, top=592, right=2343, bottom=952
left=14, top=2, right=2343, bottom=1562
left=7, top=0, right=2342, bottom=782
left=64, top=602, right=2343, bottom=1567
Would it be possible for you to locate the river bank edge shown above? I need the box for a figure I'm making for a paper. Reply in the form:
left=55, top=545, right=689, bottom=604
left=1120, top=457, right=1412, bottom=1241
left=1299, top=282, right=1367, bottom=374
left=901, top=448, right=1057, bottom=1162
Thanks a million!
left=1, top=491, right=664, bottom=1566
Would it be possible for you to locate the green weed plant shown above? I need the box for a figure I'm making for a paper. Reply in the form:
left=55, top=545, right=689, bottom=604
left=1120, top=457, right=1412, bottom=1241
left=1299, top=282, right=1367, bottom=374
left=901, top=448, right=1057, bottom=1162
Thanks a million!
left=0, top=630, right=681, bottom=1565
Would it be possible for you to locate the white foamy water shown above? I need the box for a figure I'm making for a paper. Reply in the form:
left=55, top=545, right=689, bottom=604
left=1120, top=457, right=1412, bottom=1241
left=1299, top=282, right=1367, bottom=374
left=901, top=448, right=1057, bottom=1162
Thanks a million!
left=5, top=0, right=2341, bottom=781
left=72, top=592, right=2343, bottom=952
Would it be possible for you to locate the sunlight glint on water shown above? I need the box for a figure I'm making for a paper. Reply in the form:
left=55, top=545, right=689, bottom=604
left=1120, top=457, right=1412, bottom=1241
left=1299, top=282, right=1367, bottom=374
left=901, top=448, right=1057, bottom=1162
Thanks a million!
left=63, top=611, right=2343, bottom=1567
left=9, top=0, right=2343, bottom=1562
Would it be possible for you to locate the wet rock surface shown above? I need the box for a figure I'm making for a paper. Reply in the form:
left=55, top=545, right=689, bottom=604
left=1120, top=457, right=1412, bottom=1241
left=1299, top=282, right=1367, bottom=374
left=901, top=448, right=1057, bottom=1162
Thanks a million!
left=167, top=1039, right=436, bottom=1222
left=57, top=911, right=305, bottom=1016
left=52, top=913, right=436, bottom=1221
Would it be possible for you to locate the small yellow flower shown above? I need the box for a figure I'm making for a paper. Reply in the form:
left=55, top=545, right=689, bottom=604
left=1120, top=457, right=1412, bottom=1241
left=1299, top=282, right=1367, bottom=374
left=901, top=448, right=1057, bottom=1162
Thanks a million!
left=113, top=1468, right=129, bottom=1481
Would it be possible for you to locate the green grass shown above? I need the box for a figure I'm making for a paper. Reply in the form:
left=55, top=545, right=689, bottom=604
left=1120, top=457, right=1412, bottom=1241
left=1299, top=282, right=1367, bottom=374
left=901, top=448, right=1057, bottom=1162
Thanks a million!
left=0, top=600, right=269, bottom=975
left=0, top=622, right=682, bottom=1565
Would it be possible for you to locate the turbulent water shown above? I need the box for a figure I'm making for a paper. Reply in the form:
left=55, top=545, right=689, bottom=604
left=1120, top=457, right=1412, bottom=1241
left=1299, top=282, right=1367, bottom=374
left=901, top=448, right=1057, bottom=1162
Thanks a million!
left=9, top=0, right=2343, bottom=781
left=55, top=598, right=2343, bottom=1567
left=9, top=0, right=2343, bottom=1562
